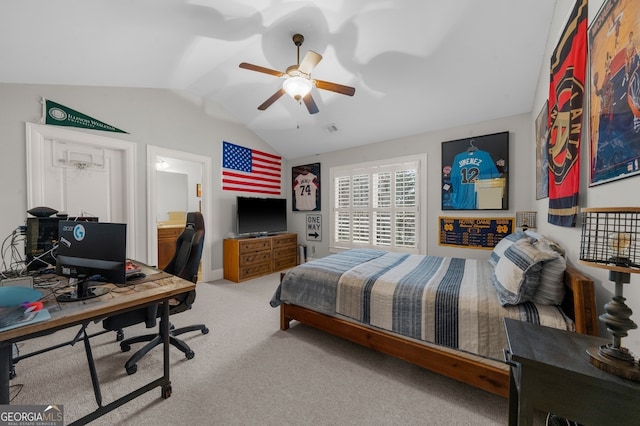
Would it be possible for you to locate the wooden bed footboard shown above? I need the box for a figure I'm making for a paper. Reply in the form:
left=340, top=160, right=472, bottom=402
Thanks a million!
left=280, top=302, right=510, bottom=396
left=279, top=264, right=598, bottom=398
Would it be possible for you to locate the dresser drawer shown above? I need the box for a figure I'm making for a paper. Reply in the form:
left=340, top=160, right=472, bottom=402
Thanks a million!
left=239, top=239, right=272, bottom=253
left=273, top=245, right=297, bottom=259
left=239, top=250, right=272, bottom=265
left=239, top=262, right=272, bottom=280
left=272, top=234, right=297, bottom=248
left=273, top=257, right=297, bottom=270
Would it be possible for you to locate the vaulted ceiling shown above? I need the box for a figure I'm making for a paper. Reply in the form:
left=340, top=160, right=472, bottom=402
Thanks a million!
left=1, top=0, right=556, bottom=159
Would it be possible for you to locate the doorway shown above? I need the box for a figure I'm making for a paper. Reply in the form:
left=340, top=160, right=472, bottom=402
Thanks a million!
left=147, top=146, right=212, bottom=282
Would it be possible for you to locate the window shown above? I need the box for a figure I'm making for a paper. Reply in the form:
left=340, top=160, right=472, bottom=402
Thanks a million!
left=330, top=155, right=425, bottom=253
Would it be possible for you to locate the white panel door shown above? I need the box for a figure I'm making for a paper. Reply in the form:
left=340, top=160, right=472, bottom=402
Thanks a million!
left=26, top=123, right=136, bottom=257
left=39, top=139, right=125, bottom=221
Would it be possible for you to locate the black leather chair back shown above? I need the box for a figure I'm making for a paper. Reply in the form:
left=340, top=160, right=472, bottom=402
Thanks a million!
left=164, top=211, right=205, bottom=284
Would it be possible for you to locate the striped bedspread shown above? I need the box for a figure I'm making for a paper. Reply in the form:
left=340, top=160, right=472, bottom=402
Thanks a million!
left=271, top=249, right=575, bottom=360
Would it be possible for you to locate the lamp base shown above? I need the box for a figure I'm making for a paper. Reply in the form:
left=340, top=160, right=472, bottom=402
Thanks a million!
left=587, top=344, right=640, bottom=382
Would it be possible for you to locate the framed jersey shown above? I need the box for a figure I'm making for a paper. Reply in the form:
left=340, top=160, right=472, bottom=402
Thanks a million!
left=441, top=132, right=509, bottom=210
left=292, top=162, right=321, bottom=211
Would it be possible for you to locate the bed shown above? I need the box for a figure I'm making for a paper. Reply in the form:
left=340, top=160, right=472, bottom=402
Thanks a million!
left=270, top=233, right=599, bottom=397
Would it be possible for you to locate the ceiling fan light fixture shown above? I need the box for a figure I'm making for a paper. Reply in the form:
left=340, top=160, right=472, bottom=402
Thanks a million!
left=283, top=76, right=312, bottom=100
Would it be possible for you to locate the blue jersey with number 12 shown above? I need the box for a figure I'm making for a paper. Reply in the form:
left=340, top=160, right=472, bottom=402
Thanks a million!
left=450, top=149, right=500, bottom=209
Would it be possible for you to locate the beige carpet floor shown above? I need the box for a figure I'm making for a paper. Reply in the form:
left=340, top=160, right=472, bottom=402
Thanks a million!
left=8, top=272, right=547, bottom=425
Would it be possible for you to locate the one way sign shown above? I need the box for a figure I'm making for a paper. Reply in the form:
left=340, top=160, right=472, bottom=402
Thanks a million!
left=306, top=214, right=322, bottom=241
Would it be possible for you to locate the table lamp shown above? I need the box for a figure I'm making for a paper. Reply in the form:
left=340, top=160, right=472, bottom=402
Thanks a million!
left=579, top=207, right=640, bottom=381
left=516, top=211, right=537, bottom=231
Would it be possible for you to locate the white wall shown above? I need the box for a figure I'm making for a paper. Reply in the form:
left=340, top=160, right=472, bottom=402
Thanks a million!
left=0, top=84, right=276, bottom=276
left=529, top=0, right=640, bottom=354
left=156, top=156, right=203, bottom=220
left=287, top=112, right=533, bottom=260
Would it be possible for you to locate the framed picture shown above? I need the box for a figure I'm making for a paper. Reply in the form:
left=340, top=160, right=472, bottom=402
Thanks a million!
left=535, top=102, right=549, bottom=199
left=292, top=162, right=321, bottom=211
left=441, top=131, right=509, bottom=210
left=588, top=0, right=640, bottom=186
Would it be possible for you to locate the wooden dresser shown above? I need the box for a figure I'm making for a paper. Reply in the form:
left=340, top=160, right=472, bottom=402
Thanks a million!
left=157, top=225, right=184, bottom=270
left=223, top=233, right=297, bottom=282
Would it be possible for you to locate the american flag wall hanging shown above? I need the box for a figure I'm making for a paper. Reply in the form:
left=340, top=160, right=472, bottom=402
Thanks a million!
left=222, top=141, right=282, bottom=195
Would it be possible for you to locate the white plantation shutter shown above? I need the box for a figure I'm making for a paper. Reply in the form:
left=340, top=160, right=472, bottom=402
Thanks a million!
left=335, top=176, right=351, bottom=243
left=331, top=156, right=424, bottom=253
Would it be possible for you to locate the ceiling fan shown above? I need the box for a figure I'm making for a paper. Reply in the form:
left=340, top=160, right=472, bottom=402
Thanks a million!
left=239, top=33, right=355, bottom=114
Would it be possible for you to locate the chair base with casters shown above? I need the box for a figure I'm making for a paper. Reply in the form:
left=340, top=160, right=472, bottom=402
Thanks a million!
left=103, top=211, right=208, bottom=375
left=119, top=318, right=209, bottom=375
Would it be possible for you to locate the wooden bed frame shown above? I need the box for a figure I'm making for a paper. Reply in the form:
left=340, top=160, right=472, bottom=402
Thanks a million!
left=279, top=265, right=598, bottom=398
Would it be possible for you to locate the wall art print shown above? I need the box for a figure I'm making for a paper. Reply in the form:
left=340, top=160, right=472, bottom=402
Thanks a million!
left=589, top=0, right=640, bottom=186
left=536, top=101, right=549, bottom=200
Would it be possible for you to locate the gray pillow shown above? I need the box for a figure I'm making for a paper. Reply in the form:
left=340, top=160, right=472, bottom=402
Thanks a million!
left=530, top=238, right=566, bottom=305
left=488, top=230, right=529, bottom=268
left=492, top=237, right=555, bottom=306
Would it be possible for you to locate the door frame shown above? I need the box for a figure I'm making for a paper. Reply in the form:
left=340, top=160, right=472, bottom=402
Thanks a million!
left=25, top=122, right=137, bottom=258
left=147, top=145, right=212, bottom=282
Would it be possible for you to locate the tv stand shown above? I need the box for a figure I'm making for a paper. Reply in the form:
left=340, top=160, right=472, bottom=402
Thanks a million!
left=223, top=233, right=297, bottom=282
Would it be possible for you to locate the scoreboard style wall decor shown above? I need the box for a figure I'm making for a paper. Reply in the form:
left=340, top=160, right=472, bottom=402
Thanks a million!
left=439, top=216, right=514, bottom=249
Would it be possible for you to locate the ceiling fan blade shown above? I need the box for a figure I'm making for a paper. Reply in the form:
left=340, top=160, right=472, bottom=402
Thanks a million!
left=257, top=88, right=286, bottom=110
left=302, top=93, right=319, bottom=114
left=315, top=79, right=356, bottom=96
left=298, top=51, right=322, bottom=75
left=239, top=62, right=284, bottom=78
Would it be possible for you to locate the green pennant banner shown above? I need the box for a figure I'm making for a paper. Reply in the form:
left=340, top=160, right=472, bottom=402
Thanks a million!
left=43, top=98, right=128, bottom=134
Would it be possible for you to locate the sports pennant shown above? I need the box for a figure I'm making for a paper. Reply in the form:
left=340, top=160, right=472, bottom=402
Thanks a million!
left=42, top=98, right=128, bottom=134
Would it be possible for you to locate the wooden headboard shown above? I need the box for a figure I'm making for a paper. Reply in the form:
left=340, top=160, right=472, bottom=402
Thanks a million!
left=562, top=265, right=599, bottom=336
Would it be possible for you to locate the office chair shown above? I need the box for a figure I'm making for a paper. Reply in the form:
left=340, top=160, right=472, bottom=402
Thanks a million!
left=103, top=211, right=209, bottom=375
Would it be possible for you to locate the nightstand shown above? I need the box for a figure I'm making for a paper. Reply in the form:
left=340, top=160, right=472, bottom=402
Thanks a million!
left=503, top=318, right=640, bottom=426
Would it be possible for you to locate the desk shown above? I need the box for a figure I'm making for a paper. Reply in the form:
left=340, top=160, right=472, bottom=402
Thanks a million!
left=0, top=270, right=195, bottom=425
left=504, top=318, right=640, bottom=426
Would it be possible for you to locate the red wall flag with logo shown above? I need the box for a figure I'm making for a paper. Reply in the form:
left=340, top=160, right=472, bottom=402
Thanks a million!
left=222, top=141, right=281, bottom=195
left=547, top=0, right=587, bottom=227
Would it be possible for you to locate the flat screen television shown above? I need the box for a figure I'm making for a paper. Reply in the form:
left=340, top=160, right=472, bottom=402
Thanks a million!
left=236, top=196, right=287, bottom=236
left=56, top=221, right=127, bottom=301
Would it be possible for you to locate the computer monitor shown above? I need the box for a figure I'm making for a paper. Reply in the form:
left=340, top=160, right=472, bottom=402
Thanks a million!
left=55, top=221, right=127, bottom=302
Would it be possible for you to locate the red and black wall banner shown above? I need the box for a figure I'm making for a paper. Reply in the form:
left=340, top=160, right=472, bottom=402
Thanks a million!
left=547, top=0, right=588, bottom=227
